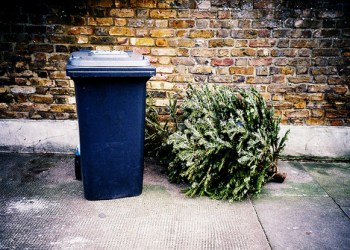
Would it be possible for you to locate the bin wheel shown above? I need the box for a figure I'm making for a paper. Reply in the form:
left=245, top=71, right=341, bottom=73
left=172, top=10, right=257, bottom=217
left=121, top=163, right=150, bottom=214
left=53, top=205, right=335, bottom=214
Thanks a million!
left=75, top=155, right=82, bottom=181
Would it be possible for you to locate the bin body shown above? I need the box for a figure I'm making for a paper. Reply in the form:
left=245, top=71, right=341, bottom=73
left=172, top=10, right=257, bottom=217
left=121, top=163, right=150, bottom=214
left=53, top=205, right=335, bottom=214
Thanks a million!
left=66, top=50, right=155, bottom=200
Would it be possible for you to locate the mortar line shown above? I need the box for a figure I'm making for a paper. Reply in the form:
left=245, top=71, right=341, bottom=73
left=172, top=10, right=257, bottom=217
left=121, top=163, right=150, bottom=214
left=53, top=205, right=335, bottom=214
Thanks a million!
left=249, top=197, right=272, bottom=250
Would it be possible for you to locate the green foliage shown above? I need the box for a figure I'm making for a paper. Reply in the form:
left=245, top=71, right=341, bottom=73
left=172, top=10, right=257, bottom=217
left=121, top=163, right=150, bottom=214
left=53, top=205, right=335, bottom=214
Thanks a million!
left=144, top=94, right=178, bottom=162
left=145, top=85, right=289, bottom=201
left=166, top=85, right=289, bottom=201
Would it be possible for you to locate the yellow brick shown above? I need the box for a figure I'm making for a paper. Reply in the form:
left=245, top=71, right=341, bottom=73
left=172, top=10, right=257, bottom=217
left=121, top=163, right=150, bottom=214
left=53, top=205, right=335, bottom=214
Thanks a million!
left=149, top=81, right=174, bottom=90
left=29, top=94, right=54, bottom=104
left=163, top=82, right=174, bottom=90
left=229, top=67, right=254, bottom=75
left=87, top=17, right=97, bottom=25
left=68, top=27, right=94, bottom=35
left=109, top=27, right=135, bottom=36
left=190, top=66, right=212, bottom=74
left=77, top=36, right=88, bottom=44
left=158, top=57, right=171, bottom=65
left=272, top=94, right=284, bottom=101
left=280, top=66, right=295, bottom=75
left=130, top=38, right=154, bottom=46
left=155, top=39, right=168, bottom=47
left=150, top=29, right=174, bottom=38
left=153, top=98, right=169, bottom=107
left=157, top=66, right=174, bottom=74
left=150, top=9, right=177, bottom=19
left=114, top=18, right=127, bottom=26
left=306, top=118, right=324, bottom=125
left=50, top=104, right=76, bottom=113
left=189, top=30, right=215, bottom=38
left=88, top=0, right=112, bottom=7
left=178, top=39, right=195, bottom=47
left=151, top=48, right=177, bottom=56
left=95, top=46, right=113, bottom=50
left=116, top=37, right=129, bottom=45
left=294, top=101, right=306, bottom=109
left=88, top=17, right=113, bottom=26
left=167, top=74, right=194, bottom=83
left=110, top=9, right=135, bottom=17
left=260, top=93, right=271, bottom=101
left=0, top=87, right=7, bottom=93
left=149, top=81, right=163, bottom=89
left=131, top=0, right=157, bottom=8
left=310, top=93, right=324, bottom=101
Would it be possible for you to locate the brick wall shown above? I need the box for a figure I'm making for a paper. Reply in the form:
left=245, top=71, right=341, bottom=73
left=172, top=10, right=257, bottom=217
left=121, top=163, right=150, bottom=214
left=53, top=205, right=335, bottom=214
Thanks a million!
left=0, top=0, right=349, bottom=125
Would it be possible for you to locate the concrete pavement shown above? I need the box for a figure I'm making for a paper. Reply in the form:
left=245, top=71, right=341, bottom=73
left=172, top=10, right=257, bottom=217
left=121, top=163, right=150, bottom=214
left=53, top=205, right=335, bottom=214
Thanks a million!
left=0, top=153, right=349, bottom=249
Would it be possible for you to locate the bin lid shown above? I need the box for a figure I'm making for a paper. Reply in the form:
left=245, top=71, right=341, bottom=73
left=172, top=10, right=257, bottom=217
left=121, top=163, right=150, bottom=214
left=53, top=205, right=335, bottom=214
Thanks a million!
left=66, top=50, right=156, bottom=78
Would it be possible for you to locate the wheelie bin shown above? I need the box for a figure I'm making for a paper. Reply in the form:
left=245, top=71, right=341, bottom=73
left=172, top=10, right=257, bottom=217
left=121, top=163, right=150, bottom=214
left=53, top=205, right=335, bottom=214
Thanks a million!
left=66, top=50, right=156, bottom=200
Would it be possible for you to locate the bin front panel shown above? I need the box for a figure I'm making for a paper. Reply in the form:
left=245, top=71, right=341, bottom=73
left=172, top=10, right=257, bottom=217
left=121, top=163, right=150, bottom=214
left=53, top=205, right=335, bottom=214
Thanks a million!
left=74, top=77, right=146, bottom=200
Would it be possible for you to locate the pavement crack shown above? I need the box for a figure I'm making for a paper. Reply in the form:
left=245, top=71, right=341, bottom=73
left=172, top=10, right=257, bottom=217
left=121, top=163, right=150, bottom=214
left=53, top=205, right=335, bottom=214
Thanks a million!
left=249, top=197, right=272, bottom=250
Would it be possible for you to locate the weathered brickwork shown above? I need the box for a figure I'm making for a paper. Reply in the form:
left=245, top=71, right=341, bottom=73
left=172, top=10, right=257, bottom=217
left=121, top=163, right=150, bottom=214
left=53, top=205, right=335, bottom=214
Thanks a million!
left=0, top=0, right=349, bottom=125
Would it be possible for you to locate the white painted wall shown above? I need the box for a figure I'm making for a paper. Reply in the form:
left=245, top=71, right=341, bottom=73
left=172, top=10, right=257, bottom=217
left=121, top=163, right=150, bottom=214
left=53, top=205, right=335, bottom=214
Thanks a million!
left=280, top=125, right=350, bottom=159
left=0, top=119, right=79, bottom=154
left=0, top=119, right=349, bottom=159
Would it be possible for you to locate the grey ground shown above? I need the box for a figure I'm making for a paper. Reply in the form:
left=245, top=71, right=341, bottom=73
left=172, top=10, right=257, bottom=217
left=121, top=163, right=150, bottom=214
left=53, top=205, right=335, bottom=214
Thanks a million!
left=0, top=153, right=349, bottom=249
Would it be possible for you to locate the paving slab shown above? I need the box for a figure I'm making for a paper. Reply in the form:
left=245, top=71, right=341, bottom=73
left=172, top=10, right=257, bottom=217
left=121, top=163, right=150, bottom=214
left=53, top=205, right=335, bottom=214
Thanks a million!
left=0, top=153, right=269, bottom=249
left=252, top=161, right=350, bottom=250
left=301, top=162, right=350, bottom=207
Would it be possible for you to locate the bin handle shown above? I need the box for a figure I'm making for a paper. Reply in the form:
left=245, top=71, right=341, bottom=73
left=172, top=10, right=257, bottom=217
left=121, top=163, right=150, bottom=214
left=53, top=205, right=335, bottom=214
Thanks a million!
left=88, top=50, right=129, bottom=57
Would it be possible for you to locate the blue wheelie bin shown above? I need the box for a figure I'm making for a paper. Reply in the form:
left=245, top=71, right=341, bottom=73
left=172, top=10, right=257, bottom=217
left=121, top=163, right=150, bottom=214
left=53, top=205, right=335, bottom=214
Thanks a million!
left=66, top=50, right=156, bottom=200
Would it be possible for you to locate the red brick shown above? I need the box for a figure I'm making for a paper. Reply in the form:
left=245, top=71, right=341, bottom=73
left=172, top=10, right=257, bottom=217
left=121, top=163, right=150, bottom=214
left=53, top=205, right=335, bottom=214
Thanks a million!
left=28, top=44, right=54, bottom=53
left=218, top=10, right=231, bottom=19
left=249, top=39, right=276, bottom=47
left=285, top=110, right=309, bottom=118
left=290, top=39, right=317, bottom=48
left=211, top=58, right=234, bottom=66
left=248, top=58, right=272, bottom=66
left=191, top=49, right=216, bottom=57
left=254, top=0, right=274, bottom=9
left=288, top=76, right=313, bottom=83
left=331, top=85, right=348, bottom=94
left=313, top=49, right=340, bottom=57
left=151, top=48, right=177, bottom=56
left=171, top=58, right=196, bottom=66
left=9, top=103, right=34, bottom=112
left=325, top=109, right=348, bottom=118
left=231, top=48, right=256, bottom=57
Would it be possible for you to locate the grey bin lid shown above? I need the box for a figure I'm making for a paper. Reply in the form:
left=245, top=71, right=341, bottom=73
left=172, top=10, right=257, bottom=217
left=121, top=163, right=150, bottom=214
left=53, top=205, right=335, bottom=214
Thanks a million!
left=66, top=50, right=156, bottom=78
